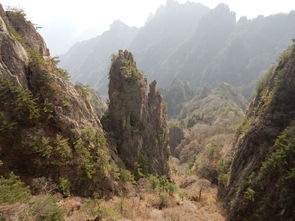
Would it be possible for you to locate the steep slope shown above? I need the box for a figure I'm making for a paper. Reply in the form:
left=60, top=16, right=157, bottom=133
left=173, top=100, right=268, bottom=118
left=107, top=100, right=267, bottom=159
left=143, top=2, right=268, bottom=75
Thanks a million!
left=105, top=50, right=169, bottom=176
left=0, top=6, right=127, bottom=198
left=164, top=9, right=295, bottom=95
left=160, top=4, right=236, bottom=88
left=171, top=83, right=245, bottom=183
left=219, top=43, right=295, bottom=221
left=60, top=20, right=138, bottom=90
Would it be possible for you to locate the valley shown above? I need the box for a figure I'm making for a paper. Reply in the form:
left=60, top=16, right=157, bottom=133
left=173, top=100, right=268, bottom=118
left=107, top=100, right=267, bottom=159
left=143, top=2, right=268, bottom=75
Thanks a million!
left=0, top=1, right=295, bottom=221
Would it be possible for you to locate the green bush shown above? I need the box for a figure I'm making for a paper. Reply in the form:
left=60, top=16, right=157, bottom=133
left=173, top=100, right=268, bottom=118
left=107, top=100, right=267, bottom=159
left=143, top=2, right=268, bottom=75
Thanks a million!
left=8, top=27, right=26, bottom=45
left=74, top=138, right=96, bottom=179
left=58, top=178, right=71, bottom=197
left=134, top=155, right=151, bottom=177
left=6, top=7, right=26, bottom=18
left=0, top=173, right=31, bottom=204
left=82, top=199, right=119, bottom=220
left=240, top=124, right=295, bottom=218
left=121, top=59, right=142, bottom=80
left=148, top=175, right=178, bottom=195
left=32, top=134, right=72, bottom=166
left=217, top=157, right=231, bottom=186
left=243, top=187, right=255, bottom=202
left=29, top=195, right=65, bottom=221
left=166, top=182, right=178, bottom=196
left=119, top=168, right=135, bottom=183
left=149, top=175, right=160, bottom=191
left=0, top=77, right=40, bottom=122
left=259, top=126, right=295, bottom=208
left=73, top=127, right=111, bottom=179
left=28, top=49, right=46, bottom=67
left=0, top=112, right=17, bottom=137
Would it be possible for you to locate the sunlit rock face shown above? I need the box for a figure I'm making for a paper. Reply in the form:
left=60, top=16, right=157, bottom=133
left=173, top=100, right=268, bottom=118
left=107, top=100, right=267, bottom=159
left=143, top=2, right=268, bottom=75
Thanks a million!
left=0, top=4, right=119, bottom=197
left=108, top=50, right=169, bottom=176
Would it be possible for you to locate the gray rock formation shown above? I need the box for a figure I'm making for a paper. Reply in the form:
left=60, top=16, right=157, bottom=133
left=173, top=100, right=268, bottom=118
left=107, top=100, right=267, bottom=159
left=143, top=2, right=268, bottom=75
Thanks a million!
left=107, top=50, right=169, bottom=176
left=0, top=5, right=118, bottom=197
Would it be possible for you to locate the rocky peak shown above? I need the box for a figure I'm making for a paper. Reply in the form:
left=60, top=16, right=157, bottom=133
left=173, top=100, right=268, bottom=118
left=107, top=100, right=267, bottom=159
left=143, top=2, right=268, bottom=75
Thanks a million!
left=110, top=20, right=130, bottom=32
left=5, top=7, right=49, bottom=56
left=107, top=50, right=169, bottom=176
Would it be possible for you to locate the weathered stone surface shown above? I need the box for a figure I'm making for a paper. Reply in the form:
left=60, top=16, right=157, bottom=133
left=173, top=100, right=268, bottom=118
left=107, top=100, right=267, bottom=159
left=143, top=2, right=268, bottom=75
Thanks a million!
left=107, top=50, right=169, bottom=175
left=219, top=43, right=295, bottom=221
left=0, top=5, right=117, bottom=197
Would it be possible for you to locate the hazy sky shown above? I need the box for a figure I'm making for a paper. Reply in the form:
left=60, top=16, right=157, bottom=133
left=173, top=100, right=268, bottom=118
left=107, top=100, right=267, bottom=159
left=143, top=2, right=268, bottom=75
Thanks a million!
left=2, top=0, right=295, bottom=54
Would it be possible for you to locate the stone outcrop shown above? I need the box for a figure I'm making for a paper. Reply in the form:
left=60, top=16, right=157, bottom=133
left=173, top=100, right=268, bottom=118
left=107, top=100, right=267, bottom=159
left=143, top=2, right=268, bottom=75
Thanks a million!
left=219, top=43, right=295, bottom=221
left=107, top=50, right=169, bottom=176
left=0, top=5, right=118, bottom=197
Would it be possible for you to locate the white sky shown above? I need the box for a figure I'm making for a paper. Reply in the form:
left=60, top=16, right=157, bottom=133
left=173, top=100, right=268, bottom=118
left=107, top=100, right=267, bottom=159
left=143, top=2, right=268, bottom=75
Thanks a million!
left=2, top=0, right=295, bottom=54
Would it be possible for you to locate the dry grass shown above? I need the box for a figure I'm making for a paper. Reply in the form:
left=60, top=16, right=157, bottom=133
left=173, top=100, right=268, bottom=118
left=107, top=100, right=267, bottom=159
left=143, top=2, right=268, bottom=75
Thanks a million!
left=62, top=159, right=224, bottom=221
left=1, top=159, right=224, bottom=221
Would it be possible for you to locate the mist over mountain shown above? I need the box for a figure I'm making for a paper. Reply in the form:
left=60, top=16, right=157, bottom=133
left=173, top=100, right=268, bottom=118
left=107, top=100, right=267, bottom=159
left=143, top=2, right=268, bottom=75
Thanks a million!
left=128, top=0, right=210, bottom=82
left=167, top=8, right=295, bottom=97
left=60, top=21, right=138, bottom=90
left=60, top=1, right=295, bottom=100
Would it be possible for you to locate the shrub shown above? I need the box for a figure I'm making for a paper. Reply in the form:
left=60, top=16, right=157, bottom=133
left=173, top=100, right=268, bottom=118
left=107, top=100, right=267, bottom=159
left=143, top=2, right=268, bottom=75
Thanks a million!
left=121, top=60, right=142, bottom=80
left=134, top=155, right=150, bottom=177
left=0, top=77, right=40, bottom=122
left=158, top=193, right=169, bottom=209
left=6, top=7, right=26, bottom=18
left=0, top=173, right=31, bottom=204
left=28, top=49, right=46, bottom=67
left=148, top=175, right=178, bottom=195
left=179, top=191, right=188, bottom=200
left=0, top=112, right=17, bottom=137
left=149, top=175, right=160, bottom=191
left=119, top=168, right=135, bottom=183
left=74, top=138, right=96, bottom=179
left=29, top=195, right=65, bottom=221
left=240, top=124, right=295, bottom=219
left=82, top=199, right=119, bottom=220
left=58, top=178, right=71, bottom=197
left=73, top=127, right=111, bottom=179
left=217, top=157, right=231, bottom=186
left=243, top=187, right=255, bottom=202
left=31, top=134, right=72, bottom=166
left=167, top=182, right=178, bottom=196
left=8, top=27, right=26, bottom=45
left=206, top=143, right=219, bottom=157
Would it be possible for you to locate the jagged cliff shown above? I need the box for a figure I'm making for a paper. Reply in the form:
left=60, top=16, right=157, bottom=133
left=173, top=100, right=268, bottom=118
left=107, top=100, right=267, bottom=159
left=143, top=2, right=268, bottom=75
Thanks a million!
left=106, top=50, right=169, bottom=176
left=219, top=43, right=295, bottom=220
left=0, top=5, right=123, bottom=197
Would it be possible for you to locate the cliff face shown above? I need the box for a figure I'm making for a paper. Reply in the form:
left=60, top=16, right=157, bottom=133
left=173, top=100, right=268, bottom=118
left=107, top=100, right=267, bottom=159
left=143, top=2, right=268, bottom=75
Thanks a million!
left=107, top=50, right=169, bottom=176
left=219, top=43, right=295, bottom=220
left=0, top=6, right=120, bottom=197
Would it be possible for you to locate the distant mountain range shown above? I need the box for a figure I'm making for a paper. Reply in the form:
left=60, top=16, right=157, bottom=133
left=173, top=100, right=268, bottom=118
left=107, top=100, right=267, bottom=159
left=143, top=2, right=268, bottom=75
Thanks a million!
left=59, top=0, right=295, bottom=97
